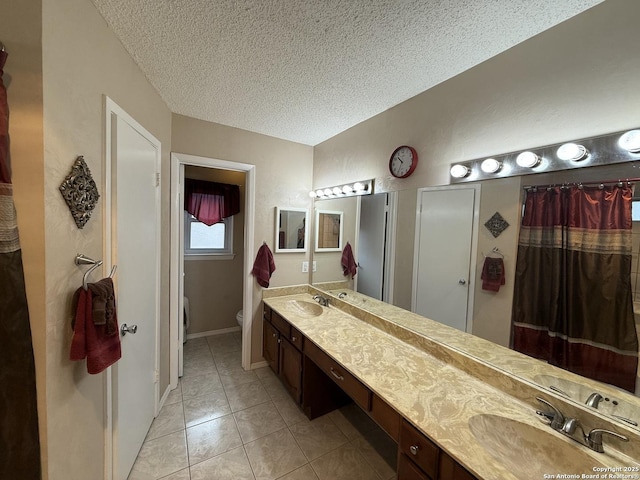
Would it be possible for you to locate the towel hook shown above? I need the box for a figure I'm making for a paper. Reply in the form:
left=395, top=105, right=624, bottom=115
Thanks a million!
left=75, top=253, right=103, bottom=290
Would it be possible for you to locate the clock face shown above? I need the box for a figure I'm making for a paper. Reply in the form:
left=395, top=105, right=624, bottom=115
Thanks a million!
left=389, top=146, right=418, bottom=178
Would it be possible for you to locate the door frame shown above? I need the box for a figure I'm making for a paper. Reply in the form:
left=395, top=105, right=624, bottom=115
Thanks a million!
left=411, top=184, right=481, bottom=333
left=103, top=96, right=162, bottom=480
left=169, top=152, right=256, bottom=387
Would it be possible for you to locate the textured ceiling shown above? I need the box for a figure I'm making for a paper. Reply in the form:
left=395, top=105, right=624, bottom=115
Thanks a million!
left=91, top=0, right=602, bottom=146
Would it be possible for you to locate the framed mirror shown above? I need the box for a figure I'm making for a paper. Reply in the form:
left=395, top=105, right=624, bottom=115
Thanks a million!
left=315, top=209, right=344, bottom=252
left=275, top=207, right=308, bottom=253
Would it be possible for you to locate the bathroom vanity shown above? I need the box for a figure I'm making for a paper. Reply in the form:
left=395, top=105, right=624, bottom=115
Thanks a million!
left=262, top=286, right=640, bottom=480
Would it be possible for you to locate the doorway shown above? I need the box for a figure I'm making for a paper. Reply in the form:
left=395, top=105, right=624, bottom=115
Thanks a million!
left=412, top=185, right=480, bottom=332
left=170, top=153, right=255, bottom=387
left=356, top=192, right=397, bottom=302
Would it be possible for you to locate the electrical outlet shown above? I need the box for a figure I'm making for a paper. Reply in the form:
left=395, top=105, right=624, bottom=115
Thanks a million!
left=302, top=261, right=309, bottom=273
left=312, top=261, right=317, bottom=272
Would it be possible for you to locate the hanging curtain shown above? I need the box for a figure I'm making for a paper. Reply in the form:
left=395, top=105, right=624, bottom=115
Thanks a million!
left=184, top=178, right=240, bottom=225
left=0, top=49, right=42, bottom=479
left=512, top=184, right=638, bottom=393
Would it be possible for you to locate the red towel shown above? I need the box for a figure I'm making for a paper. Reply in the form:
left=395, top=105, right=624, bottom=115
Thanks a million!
left=481, top=257, right=505, bottom=292
left=251, top=243, right=276, bottom=287
left=70, top=287, right=122, bottom=374
left=341, top=242, right=357, bottom=278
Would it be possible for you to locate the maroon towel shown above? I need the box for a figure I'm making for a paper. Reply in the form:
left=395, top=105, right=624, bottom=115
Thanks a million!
left=481, top=257, right=505, bottom=292
left=341, top=242, right=357, bottom=278
left=70, top=287, right=122, bottom=374
left=252, top=243, right=276, bottom=288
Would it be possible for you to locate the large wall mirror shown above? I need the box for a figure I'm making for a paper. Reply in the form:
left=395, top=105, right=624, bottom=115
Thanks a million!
left=275, top=207, right=308, bottom=253
left=308, top=160, right=640, bottom=432
left=315, top=209, right=344, bottom=252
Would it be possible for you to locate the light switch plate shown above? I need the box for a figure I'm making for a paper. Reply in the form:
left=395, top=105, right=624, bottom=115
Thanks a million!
left=302, top=261, right=309, bottom=273
left=312, top=261, right=317, bottom=272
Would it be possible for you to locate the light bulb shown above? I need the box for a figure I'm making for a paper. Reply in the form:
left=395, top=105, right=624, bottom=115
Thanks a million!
left=333, top=187, right=342, bottom=195
left=342, top=185, right=353, bottom=194
left=353, top=182, right=365, bottom=191
left=450, top=164, right=470, bottom=178
left=619, top=130, right=640, bottom=153
left=309, top=191, right=317, bottom=198
left=557, top=143, right=588, bottom=161
left=323, top=188, right=332, bottom=196
left=516, top=151, right=540, bottom=168
left=481, top=158, right=502, bottom=173
left=315, top=189, right=325, bottom=197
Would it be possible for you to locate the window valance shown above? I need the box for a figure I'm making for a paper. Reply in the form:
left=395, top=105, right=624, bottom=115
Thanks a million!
left=184, top=179, right=240, bottom=226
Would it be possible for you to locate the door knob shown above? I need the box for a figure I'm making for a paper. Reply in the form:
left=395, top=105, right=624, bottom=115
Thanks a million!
left=458, top=279, right=467, bottom=285
left=121, top=323, right=138, bottom=336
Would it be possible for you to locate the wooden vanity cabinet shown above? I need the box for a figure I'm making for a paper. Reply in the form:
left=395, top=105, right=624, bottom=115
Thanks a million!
left=398, top=419, right=477, bottom=480
left=262, top=305, right=302, bottom=404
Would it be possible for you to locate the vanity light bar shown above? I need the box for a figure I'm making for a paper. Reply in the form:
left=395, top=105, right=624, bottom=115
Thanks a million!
left=449, top=127, right=640, bottom=183
left=310, top=179, right=374, bottom=199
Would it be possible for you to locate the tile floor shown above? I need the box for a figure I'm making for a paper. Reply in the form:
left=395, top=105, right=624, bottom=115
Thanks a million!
left=128, top=331, right=397, bottom=480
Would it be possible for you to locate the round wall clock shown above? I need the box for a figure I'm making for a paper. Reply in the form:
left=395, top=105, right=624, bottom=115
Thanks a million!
left=389, top=145, right=418, bottom=178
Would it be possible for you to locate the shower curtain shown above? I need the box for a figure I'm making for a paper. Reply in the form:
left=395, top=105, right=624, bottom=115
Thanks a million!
left=512, top=184, right=638, bottom=393
left=0, top=49, right=42, bottom=479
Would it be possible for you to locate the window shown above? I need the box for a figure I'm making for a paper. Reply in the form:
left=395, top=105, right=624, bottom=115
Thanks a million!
left=184, top=211, right=233, bottom=257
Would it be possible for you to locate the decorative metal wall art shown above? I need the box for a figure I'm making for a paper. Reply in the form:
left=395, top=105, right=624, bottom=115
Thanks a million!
left=485, top=211, right=509, bottom=238
left=59, top=155, right=100, bottom=229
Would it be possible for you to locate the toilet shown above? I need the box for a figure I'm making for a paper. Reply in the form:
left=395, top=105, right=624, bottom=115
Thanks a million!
left=183, top=296, right=190, bottom=343
left=236, top=310, right=243, bottom=329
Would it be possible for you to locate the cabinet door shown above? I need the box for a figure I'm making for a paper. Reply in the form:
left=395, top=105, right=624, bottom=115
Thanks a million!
left=263, top=319, right=280, bottom=374
left=438, top=451, right=476, bottom=480
left=279, top=336, right=303, bottom=403
left=398, top=453, right=432, bottom=480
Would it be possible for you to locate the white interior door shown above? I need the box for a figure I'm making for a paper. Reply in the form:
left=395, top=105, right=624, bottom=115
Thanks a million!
left=357, top=193, right=388, bottom=300
left=111, top=112, right=160, bottom=480
left=413, top=187, right=478, bottom=332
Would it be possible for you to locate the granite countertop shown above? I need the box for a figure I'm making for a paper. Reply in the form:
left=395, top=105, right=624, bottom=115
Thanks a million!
left=263, top=291, right=638, bottom=480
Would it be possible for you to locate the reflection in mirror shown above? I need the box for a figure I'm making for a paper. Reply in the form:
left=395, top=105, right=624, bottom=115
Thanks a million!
left=275, top=207, right=307, bottom=253
left=310, top=161, right=640, bottom=431
left=315, top=209, right=343, bottom=252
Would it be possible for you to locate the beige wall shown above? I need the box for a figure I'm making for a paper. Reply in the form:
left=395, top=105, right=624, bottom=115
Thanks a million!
left=313, top=0, right=640, bottom=347
left=39, top=0, right=172, bottom=478
left=184, top=166, right=245, bottom=334
left=172, top=114, right=314, bottom=363
left=0, top=0, right=48, bottom=474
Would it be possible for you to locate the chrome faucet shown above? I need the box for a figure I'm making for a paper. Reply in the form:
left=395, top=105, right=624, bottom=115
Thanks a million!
left=585, top=392, right=604, bottom=408
left=535, top=397, right=565, bottom=430
left=337, top=292, right=347, bottom=299
left=535, top=397, right=629, bottom=453
left=586, top=428, right=629, bottom=453
left=312, top=295, right=329, bottom=306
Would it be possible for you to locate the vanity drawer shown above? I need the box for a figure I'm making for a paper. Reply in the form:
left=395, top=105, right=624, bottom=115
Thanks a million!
left=304, top=340, right=372, bottom=411
left=270, top=310, right=291, bottom=339
left=290, top=326, right=304, bottom=350
left=399, top=419, right=439, bottom=479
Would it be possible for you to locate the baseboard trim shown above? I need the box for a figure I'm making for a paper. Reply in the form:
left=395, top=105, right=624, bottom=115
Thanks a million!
left=250, top=360, right=268, bottom=370
left=186, top=326, right=241, bottom=340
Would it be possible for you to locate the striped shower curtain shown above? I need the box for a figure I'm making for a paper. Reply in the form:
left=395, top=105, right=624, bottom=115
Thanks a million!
left=512, top=184, right=638, bottom=393
left=0, top=48, right=42, bottom=479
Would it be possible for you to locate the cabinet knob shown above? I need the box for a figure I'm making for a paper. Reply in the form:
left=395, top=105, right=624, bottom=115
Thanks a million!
left=272, top=333, right=277, bottom=338
left=410, top=445, right=419, bottom=456
left=277, top=338, right=281, bottom=344
left=292, top=336, right=297, bottom=342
